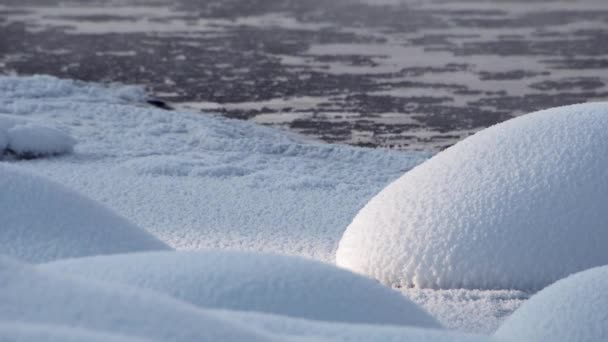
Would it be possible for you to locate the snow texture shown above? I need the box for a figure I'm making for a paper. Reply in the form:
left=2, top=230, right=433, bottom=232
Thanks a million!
left=0, top=163, right=170, bottom=263
left=402, top=288, right=528, bottom=334
left=43, top=250, right=439, bottom=327
left=0, top=75, right=425, bottom=262
left=495, top=265, right=608, bottom=342
left=0, top=114, right=76, bottom=158
left=2, top=255, right=498, bottom=342
left=217, top=310, right=497, bottom=342
left=336, top=102, right=608, bottom=290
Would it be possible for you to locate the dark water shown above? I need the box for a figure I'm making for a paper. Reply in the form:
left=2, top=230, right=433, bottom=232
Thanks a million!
left=2, top=0, right=608, bottom=150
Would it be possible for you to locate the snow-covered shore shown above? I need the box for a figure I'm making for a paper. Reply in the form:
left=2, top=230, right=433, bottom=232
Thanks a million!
left=3, top=75, right=608, bottom=341
left=0, top=75, right=425, bottom=262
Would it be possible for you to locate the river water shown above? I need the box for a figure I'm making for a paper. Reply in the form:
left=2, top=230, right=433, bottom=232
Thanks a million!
left=2, top=0, right=608, bottom=151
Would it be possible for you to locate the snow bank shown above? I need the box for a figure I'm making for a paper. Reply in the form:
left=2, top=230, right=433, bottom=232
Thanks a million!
left=0, top=255, right=279, bottom=342
left=0, top=75, right=425, bottom=262
left=0, top=163, right=169, bottom=262
left=337, top=102, right=608, bottom=290
left=3, top=255, right=498, bottom=342
left=495, top=265, right=608, bottom=342
left=0, top=114, right=75, bottom=158
left=43, top=250, right=439, bottom=327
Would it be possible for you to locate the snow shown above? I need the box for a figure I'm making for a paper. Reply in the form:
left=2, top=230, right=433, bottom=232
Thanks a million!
left=2, top=255, right=499, bottom=342
left=495, top=265, right=608, bottom=342
left=0, top=114, right=76, bottom=158
left=0, top=74, right=426, bottom=262
left=402, top=289, right=528, bottom=334
left=42, top=250, right=440, bottom=328
left=0, top=129, right=7, bottom=151
left=0, top=255, right=280, bottom=342
left=0, top=322, right=148, bottom=342
left=217, top=310, right=497, bottom=342
left=0, top=74, right=145, bottom=102
left=6, top=74, right=598, bottom=336
left=0, top=163, right=170, bottom=263
left=336, top=102, right=608, bottom=291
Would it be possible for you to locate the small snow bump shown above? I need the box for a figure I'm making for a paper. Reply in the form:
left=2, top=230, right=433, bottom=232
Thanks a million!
left=0, top=114, right=76, bottom=159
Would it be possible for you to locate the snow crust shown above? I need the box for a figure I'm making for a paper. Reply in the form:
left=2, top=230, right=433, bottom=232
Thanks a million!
left=218, top=310, right=496, bottom=342
left=0, top=114, right=76, bottom=158
left=337, top=102, right=608, bottom=290
left=43, top=250, right=439, bottom=327
left=0, top=163, right=169, bottom=262
left=495, top=265, right=608, bottom=342
left=0, top=75, right=425, bottom=262
left=403, top=288, right=528, bottom=334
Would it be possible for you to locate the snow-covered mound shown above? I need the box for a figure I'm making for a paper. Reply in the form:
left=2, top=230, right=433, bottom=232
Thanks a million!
left=0, top=114, right=76, bottom=158
left=43, top=250, right=439, bottom=327
left=0, top=164, right=169, bottom=262
left=495, top=265, right=608, bottom=342
left=3, top=255, right=497, bottom=342
left=0, top=255, right=278, bottom=342
left=337, top=102, right=608, bottom=290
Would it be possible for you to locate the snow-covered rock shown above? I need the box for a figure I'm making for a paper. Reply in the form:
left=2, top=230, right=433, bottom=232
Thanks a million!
left=0, top=163, right=169, bottom=262
left=337, top=102, right=608, bottom=290
left=43, top=250, right=439, bottom=327
left=495, top=265, right=608, bottom=342
left=0, top=114, right=76, bottom=158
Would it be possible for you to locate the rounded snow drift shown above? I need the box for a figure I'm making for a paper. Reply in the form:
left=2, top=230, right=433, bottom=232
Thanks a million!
left=0, top=256, right=276, bottom=342
left=495, top=266, right=608, bottom=342
left=43, top=250, right=440, bottom=327
left=0, top=164, right=169, bottom=262
left=337, top=102, right=608, bottom=290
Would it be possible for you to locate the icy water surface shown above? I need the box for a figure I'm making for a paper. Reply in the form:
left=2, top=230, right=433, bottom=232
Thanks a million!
left=2, top=0, right=608, bottom=150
